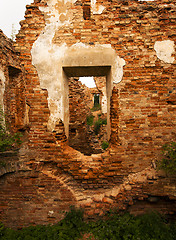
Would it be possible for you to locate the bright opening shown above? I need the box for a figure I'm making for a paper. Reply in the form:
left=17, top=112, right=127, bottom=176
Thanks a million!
left=79, top=77, right=96, bottom=88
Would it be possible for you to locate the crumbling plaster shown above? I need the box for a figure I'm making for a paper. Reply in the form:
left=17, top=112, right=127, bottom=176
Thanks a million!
left=31, top=0, right=125, bottom=133
left=100, top=87, right=107, bottom=114
left=91, top=0, right=105, bottom=15
left=0, top=0, right=176, bottom=229
left=154, top=40, right=175, bottom=64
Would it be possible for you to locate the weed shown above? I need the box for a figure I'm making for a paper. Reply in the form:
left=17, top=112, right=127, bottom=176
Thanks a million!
left=0, top=106, right=22, bottom=152
left=94, top=117, right=107, bottom=135
left=0, top=210, right=175, bottom=240
left=94, top=119, right=102, bottom=135
left=101, top=141, right=109, bottom=150
left=91, top=104, right=101, bottom=112
left=0, top=161, right=6, bottom=168
left=87, top=115, right=94, bottom=126
left=158, top=142, right=176, bottom=175
left=101, top=118, right=107, bottom=125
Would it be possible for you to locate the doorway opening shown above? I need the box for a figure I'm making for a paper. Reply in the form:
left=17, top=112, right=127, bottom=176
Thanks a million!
left=94, top=93, right=100, bottom=106
left=68, top=76, right=108, bottom=155
left=63, top=66, right=112, bottom=156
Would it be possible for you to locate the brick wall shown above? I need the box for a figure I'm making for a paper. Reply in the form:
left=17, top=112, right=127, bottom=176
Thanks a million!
left=0, top=169, right=76, bottom=229
left=0, top=30, right=26, bottom=132
left=0, top=0, right=176, bottom=228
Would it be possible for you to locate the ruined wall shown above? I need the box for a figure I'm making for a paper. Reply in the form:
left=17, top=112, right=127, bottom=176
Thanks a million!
left=0, top=30, right=26, bottom=131
left=0, top=168, right=76, bottom=229
left=0, top=0, right=176, bottom=228
left=69, top=77, right=95, bottom=155
left=17, top=0, right=175, bottom=178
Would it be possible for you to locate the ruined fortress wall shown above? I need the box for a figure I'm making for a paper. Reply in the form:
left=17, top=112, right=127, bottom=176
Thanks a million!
left=0, top=30, right=26, bottom=131
left=0, top=0, right=176, bottom=228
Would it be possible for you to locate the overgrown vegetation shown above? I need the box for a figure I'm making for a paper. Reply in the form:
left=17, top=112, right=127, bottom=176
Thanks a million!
left=94, top=116, right=107, bottom=135
left=91, top=103, right=101, bottom=112
left=0, top=207, right=85, bottom=240
left=86, top=114, right=107, bottom=136
left=0, top=106, right=22, bottom=152
left=86, top=114, right=94, bottom=126
left=0, top=161, right=6, bottom=168
left=101, top=141, right=109, bottom=150
left=0, top=208, right=175, bottom=240
left=158, top=142, right=176, bottom=175
left=88, top=211, right=176, bottom=240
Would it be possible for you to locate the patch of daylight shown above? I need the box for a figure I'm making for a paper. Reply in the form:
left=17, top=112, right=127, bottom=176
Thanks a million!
left=79, top=77, right=96, bottom=88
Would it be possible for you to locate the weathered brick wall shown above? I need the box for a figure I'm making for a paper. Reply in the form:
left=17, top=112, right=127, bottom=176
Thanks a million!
left=0, top=169, right=76, bottom=229
left=0, top=0, right=176, bottom=228
left=0, top=30, right=26, bottom=132
left=14, top=0, right=175, bottom=172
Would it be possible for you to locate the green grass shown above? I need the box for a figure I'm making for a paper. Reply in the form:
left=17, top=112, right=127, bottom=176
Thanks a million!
left=0, top=208, right=175, bottom=240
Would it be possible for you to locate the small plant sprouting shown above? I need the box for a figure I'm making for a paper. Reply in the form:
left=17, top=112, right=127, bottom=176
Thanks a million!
left=91, top=103, right=101, bottom=112
left=94, top=118, right=102, bottom=135
left=158, top=142, right=176, bottom=176
left=0, top=105, right=22, bottom=152
left=87, top=114, right=94, bottom=126
left=11, top=24, right=17, bottom=41
left=0, top=161, right=6, bottom=168
left=101, top=141, right=109, bottom=150
left=94, top=116, right=107, bottom=135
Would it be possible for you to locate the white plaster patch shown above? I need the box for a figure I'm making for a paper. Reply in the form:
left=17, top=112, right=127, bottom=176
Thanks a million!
left=32, top=40, right=125, bottom=130
left=113, top=56, right=126, bottom=84
left=39, top=0, right=77, bottom=25
left=91, top=0, right=105, bottom=15
left=154, top=40, right=175, bottom=64
left=33, top=0, right=77, bottom=131
left=32, top=24, right=68, bottom=131
left=48, top=210, right=54, bottom=217
left=32, top=0, right=125, bottom=132
left=101, top=87, right=107, bottom=114
left=62, top=42, right=125, bottom=85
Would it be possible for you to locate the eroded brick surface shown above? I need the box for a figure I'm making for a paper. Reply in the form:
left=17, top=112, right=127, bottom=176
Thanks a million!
left=0, top=30, right=26, bottom=132
left=0, top=170, right=76, bottom=229
left=0, top=0, right=176, bottom=228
